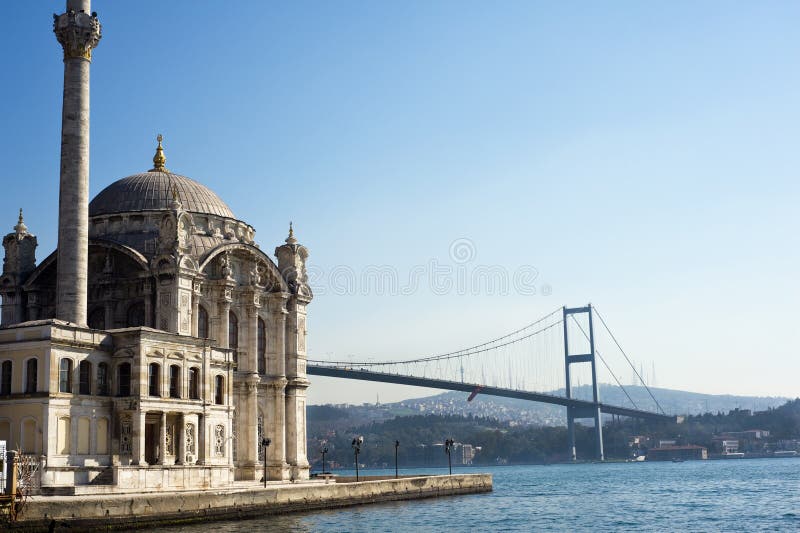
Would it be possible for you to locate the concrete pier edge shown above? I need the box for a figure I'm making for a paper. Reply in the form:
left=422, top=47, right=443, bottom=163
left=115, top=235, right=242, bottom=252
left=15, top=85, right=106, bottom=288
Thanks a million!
left=10, top=473, right=492, bottom=531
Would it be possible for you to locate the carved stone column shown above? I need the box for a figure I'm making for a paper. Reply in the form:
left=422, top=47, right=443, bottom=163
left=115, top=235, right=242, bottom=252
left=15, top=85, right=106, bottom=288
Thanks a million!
left=240, top=374, right=260, bottom=479
left=176, top=413, right=185, bottom=465
left=132, top=410, right=146, bottom=465
left=53, top=1, right=101, bottom=325
left=264, top=294, right=289, bottom=480
left=158, top=412, right=167, bottom=465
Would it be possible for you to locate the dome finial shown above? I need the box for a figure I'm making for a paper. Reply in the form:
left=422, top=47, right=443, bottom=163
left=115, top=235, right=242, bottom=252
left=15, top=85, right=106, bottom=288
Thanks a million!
left=286, top=221, right=297, bottom=244
left=14, top=208, right=28, bottom=235
left=151, top=133, right=169, bottom=172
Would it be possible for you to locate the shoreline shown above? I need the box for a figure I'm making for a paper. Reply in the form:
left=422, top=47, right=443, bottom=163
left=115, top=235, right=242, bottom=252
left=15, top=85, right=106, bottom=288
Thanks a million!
left=8, top=473, right=492, bottom=532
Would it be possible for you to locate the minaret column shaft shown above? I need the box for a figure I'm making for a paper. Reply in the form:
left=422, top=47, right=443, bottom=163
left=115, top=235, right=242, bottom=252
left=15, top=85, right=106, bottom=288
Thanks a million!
left=56, top=57, right=90, bottom=325
left=54, top=0, right=101, bottom=326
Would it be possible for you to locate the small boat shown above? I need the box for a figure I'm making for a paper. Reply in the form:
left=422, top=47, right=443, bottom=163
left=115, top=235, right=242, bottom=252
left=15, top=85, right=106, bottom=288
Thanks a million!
left=671, top=458, right=684, bottom=463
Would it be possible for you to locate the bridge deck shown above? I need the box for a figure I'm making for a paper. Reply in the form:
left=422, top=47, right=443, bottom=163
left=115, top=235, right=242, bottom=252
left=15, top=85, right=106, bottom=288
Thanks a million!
left=308, top=365, right=673, bottom=422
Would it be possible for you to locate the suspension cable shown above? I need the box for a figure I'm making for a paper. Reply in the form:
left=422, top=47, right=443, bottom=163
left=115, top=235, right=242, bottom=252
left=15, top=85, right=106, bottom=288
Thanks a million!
left=309, top=319, right=564, bottom=367
left=591, top=306, right=665, bottom=415
left=308, top=307, right=564, bottom=366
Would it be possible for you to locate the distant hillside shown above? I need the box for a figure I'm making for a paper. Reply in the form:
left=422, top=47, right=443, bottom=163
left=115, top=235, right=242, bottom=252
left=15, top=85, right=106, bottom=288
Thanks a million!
left=310, top=385, right=789, bottom=430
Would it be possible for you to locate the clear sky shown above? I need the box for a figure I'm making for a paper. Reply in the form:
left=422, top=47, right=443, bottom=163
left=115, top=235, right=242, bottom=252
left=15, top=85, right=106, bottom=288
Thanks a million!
left=2, top=1, right=799, bottom=404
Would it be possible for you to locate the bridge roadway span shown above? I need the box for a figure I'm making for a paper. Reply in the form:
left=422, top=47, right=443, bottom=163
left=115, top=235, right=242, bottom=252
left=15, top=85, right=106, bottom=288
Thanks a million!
left=308, top=365, right=673, bottom=422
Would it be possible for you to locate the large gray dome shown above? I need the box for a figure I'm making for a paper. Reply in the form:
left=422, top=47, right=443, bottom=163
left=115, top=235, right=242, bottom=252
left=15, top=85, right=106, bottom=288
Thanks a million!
left=89, top=171, right=235, bottom=219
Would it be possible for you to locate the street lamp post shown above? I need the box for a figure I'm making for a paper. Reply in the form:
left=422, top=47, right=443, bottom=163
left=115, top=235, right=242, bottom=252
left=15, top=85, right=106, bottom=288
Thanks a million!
left=352, top=436, right=363, bottom=482
left=321, top=446, right=329, bottom=474
left=394, top=440, right=400, bottom=479
left=445, top=438, right=454, bottom=476
left=261, top=438, right=271, bottom=488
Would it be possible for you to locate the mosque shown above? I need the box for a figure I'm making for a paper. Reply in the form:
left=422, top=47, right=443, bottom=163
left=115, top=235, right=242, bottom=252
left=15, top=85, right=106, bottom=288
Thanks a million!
left=0, top=0, right=312, bottom=493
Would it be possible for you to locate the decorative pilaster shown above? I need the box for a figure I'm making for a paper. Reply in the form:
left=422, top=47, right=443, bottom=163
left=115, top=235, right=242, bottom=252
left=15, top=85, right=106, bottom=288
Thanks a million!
left=53, top=0, right=101, bottom=326
left=191, top=281, right=202, bottom=336
left=275, top=224, right=312, bottom=480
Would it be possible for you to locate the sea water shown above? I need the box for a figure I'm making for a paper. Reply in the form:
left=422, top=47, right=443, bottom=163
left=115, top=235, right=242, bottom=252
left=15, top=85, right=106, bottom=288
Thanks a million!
left=156, top=458, right=800, bottom=532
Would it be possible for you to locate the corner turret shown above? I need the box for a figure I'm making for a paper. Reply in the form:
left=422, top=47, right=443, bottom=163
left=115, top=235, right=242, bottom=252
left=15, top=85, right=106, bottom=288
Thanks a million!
left=275, top=222, right=311, bottom=299
left=1, top=209, right=38, bottom=325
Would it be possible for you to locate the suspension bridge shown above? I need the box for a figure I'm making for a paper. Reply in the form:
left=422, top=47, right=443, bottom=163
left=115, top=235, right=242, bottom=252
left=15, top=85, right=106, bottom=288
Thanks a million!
left=308, top=304, right=677, bottom=461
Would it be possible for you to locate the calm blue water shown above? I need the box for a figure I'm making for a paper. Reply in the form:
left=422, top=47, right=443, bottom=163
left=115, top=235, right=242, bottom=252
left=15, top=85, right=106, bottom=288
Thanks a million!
left=158, top=459, right=800, bottom=532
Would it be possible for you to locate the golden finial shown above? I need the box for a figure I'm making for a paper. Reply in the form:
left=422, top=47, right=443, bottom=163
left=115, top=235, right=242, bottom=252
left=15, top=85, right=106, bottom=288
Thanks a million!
left=286, top=221, right=297, bottom=244
left=151, top=133, right=168, bottom=172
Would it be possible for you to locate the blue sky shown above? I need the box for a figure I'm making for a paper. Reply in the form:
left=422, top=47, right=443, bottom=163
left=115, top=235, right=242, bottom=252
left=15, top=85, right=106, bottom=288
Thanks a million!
left=2, top=1, right=799, bottom=404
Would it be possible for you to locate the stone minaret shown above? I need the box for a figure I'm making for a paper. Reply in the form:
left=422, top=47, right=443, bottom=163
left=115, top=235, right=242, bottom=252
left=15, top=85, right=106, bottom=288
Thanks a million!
left=53, top=0, right=101, bottom=325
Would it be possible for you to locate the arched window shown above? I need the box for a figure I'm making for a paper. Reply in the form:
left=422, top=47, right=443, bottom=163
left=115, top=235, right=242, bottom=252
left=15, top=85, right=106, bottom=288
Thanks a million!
left=88, top=307, right=105, bottom=330
left=118, top=363, right=131, bottom=396
left=148, top=363, right=161, bottom=397
left=188, top=368, right=200, bottom=400
left=0, top=361, right=11, bottom=395
left=59, top=359, right=73, bottom=393
left=229, top=311, right=239, bottom=365
left=198, top=306, right=209, bottom=339
left=127, top=302, right=145, bottom=327
left=257, top=317, right=266, bottom=374
left=79, top=360, right=92, bottom=395
left=25, top=358, right=37, bottom=394
left=214, top=375, right=224, bottom=405
left=97, top=363, right=109, bottom=396
left=169, top=365, right=181, bottom=398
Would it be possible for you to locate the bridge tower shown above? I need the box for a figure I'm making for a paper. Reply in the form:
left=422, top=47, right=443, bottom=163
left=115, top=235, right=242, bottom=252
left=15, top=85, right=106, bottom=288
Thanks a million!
left=563, top=304, right=604, bottom=461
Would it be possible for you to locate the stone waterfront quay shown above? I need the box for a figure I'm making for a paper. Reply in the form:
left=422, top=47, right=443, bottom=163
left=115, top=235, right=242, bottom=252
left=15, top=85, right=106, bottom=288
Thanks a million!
left=8, top=473, right=492, bottom=531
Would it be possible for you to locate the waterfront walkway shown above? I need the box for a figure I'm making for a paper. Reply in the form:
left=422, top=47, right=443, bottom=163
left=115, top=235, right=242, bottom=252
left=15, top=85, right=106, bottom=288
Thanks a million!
left=11, top=474, right=492, bottom=531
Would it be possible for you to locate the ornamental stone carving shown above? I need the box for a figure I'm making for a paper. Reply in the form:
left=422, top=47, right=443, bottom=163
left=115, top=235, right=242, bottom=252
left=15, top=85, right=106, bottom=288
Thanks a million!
left=214, top=424, right=225, bottom=456
left=185, top=423, right=196, bottom=455
left=53, top=9, right=101, bottom=61
left=120, top=415, right=132, bottom=455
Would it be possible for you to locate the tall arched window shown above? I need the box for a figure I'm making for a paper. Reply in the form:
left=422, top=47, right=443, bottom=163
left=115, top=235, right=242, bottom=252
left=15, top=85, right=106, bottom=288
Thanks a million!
left=0, top=361, right=11, bottom=395
left=88, top=307, right=105, bottom=330
left=169, top=365, right=181, bottom=398
left=188, top=367, right=200, bottom=400
left=79, top=360, right=92, bottom=395
left=97, top=363, right=109, bottom=396
left=127, top=302, right=145, bottom=327
left=257, top=317, right=266, bottom=374
left=198, top=306, right=209, bottom=339
left=25, top=358, right=37, bottom=394
left=214, top=375, right=224, bottom=405
left=229, top=311, right=239, bottom=366
left=118, top=363, right=131, bottom=396
left=59, top=359, right=73, bottom=393
left=148, top=363, right=161, bottom=397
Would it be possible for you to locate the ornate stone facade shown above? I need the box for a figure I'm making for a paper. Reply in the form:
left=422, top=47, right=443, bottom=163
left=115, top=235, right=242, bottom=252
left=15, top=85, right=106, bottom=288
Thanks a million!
left=0, top=0, right=312, bottom=493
